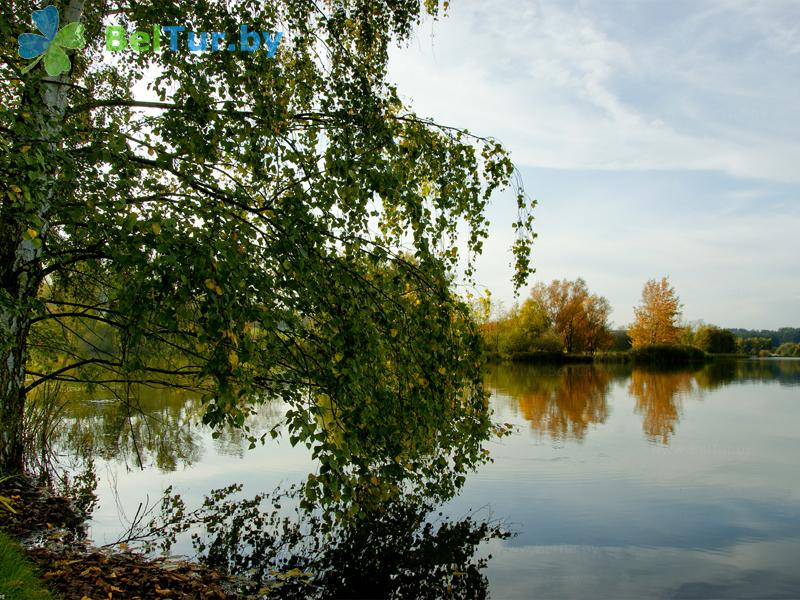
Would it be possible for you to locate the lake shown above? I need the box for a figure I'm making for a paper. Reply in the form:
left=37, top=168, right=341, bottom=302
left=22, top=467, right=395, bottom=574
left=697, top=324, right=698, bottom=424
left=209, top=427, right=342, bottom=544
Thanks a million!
left=54, top=358, right=800, bottom=598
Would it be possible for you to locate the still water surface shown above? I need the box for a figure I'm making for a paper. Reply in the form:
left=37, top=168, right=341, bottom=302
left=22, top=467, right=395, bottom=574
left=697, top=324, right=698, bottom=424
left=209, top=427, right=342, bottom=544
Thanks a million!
left=58, top=359, right=800, bottom=598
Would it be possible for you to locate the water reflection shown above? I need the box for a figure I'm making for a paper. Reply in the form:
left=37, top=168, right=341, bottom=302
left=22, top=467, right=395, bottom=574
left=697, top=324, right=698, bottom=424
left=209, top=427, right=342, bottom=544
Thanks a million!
left=50, top=374, right=505, bottom=597
left=139, top=483, right=509, bottom=599
left=488, top=359, right=800, bottom=445
left=45, top=358, right=800, bottom=598
left=50, top=386, right=284, bottom=471
left=486, top=364, right=610, bottom=441
left=696, top=358, right=800, bottom=388
left=628, top=370, right=693, bottom=445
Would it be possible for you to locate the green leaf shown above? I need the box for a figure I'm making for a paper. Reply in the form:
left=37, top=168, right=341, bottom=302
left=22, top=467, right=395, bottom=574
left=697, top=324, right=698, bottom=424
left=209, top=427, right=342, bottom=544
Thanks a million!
left=43, top=45, right=70, bottom=77
left=54, top=22, right=86, bottom=50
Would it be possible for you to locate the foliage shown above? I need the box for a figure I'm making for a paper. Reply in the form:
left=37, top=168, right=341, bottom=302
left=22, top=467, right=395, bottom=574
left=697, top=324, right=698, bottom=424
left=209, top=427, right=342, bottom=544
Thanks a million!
left=736, top=336, right=773, bottom=355
left=528, top=278, right=613, bottom=353
left=609, top=329, right=632, bottom=351
left=481, top=302, right=561, bottom=360
left=628, top=277, right=682, bottom=347
left=0, top=529, right=57, bottom=599
left=629, top=344, right=706, bottom=366
left=692, top=324, right=737, bottom=354
left=481, top=278, right=612, bottom=359
left=729, top=327, right=800, bottom=347
left=0, top=0, right=536, bottom=492
left=775, top=342, right=800, bottom=357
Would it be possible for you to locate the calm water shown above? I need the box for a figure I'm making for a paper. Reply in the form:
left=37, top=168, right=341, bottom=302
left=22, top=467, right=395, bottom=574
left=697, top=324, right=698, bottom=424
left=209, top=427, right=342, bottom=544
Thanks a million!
left=56, top=359, right=800, bottom=598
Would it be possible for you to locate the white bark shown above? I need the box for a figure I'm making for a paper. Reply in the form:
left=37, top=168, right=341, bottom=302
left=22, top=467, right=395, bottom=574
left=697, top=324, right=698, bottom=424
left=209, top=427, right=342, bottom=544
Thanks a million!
left=0, top=0, right=85, bottom=471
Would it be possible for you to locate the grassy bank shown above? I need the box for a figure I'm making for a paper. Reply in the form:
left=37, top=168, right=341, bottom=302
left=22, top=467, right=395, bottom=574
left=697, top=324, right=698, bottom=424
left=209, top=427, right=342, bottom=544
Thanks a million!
left=0, top=530, right=56, bottom=600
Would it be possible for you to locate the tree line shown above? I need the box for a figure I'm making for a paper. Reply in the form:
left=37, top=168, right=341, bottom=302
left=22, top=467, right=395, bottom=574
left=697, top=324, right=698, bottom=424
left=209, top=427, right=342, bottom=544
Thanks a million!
left=479, top=276, right=798, bottom=360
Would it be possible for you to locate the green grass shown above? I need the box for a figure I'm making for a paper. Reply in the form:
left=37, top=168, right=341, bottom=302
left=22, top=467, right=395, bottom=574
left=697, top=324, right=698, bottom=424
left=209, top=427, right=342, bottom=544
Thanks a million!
left=0, top=530, right=57, bottom=600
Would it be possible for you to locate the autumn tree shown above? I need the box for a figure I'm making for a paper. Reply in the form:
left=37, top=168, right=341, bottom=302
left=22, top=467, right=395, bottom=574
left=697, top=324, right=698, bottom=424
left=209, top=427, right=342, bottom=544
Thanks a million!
left=628, top=277, right=682, bottom=347
left=0, top=0, right=536, bottom=495
left=528, top=278, right=612, bottom=353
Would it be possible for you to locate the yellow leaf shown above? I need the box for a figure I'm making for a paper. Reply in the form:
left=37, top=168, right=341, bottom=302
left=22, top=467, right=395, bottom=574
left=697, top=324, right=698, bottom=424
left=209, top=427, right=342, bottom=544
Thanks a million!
left=333, top=352, right=344, bottom=364
left=438, top=367, right=446, bottom=375
left=389, top=328, right=398, bottom=338
left=229, top=350, right=239, bottom=369
left=21, top=145, right=30, bottom=153
left=10, top=185, right=21, bottom=193
left=204, top=279, right=223, bottom=295
left=151, top=223, right=161, bottom=235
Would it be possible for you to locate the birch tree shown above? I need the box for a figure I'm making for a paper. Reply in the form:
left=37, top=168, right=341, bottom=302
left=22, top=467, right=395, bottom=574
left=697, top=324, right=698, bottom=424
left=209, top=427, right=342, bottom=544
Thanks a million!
left=0, top=0, right=536, bottom=506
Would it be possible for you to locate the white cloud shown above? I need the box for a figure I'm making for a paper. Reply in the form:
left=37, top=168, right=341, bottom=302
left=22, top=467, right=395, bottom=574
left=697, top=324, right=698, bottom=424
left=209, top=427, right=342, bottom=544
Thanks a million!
left=390, top=0, right=800, bottom=182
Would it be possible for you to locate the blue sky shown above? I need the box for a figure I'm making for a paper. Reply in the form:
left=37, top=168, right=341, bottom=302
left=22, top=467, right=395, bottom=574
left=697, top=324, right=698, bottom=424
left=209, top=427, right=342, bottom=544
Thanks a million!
left=389, top=0, right=800, bottom=329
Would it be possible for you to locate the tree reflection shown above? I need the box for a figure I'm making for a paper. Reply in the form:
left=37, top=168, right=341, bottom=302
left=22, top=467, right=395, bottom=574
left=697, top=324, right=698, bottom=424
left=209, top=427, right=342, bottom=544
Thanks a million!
left=628, top=369, right=694, bottom=445
left=136, top=483, right=509, bottom=600
left=695, top=359, right=800, bottom=389
left=44, top=386, right=284, bottom=472
left=693, top=360, right=738, bottom=391
left=486, top=364, right=610, bottom=441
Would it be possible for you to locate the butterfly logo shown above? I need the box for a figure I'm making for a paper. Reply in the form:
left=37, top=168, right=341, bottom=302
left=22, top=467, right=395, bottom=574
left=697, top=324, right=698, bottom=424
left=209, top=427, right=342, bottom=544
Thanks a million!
left=18, top=5, right=85, bottom=77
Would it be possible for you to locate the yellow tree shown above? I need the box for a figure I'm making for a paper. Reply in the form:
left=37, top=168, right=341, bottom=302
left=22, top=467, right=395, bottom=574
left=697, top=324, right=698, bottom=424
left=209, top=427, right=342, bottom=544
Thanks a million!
left=629, top=277, right=682, bottom=347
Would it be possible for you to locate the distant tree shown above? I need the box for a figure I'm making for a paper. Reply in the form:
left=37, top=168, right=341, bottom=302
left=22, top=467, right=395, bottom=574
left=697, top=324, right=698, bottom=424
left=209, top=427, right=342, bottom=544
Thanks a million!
left=485, top=302, right=563, bottom=358
left=736, top=337, right=773, bottom=355
left=529, top=279, right=613, bottom=353
left=776, top=343, right=800, bottom=357
left=729, top=328, right=800, bottom=347
left=693, top=325, right=737, bottom=354
left=517, top=297, right=551, bottom=341
left=628, top=277, right=682, bottom=347
left=776, top=328, right=800, bottom=345
left=610, top=330, right=632, bottom=351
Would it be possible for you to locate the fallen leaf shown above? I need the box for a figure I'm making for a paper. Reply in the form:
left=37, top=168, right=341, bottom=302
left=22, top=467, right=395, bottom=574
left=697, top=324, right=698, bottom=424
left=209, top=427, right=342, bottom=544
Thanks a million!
left=80, top=565, right=102, bottom=577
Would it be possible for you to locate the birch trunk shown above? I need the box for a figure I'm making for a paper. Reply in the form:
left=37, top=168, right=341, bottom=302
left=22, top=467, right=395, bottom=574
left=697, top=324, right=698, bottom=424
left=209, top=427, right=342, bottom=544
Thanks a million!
left=0, top=0, right=85, bottom=473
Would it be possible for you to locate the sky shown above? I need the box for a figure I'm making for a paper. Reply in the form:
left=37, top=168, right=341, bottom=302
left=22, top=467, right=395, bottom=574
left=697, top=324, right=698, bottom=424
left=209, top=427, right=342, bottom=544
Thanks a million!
left=388, top=0, right=800, bottom=329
